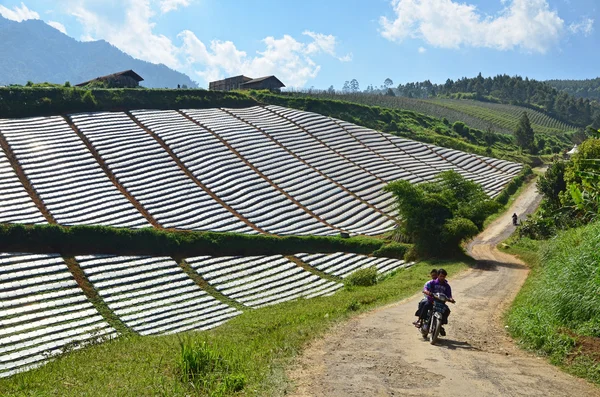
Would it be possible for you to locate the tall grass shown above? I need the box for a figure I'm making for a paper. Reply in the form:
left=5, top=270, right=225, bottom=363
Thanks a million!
left=178, top=339, right=245, bottom=396
left=506, top=222, right=600, bottom=383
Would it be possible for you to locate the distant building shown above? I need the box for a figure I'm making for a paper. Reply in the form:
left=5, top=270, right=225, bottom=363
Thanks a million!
left=209, top=75, right=285, bottom=92
left=76, top=70, right=144, bottom=88
left=566, top=145, right=578, bottom=157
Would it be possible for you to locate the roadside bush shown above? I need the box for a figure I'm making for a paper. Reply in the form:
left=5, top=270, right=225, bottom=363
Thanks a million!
left=344, top=266, right=378, bottom=287
left=384, top=170, right=502, bottom=258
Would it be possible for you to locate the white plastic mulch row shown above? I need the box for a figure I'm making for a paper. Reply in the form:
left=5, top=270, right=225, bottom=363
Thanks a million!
left=295, top=252, right=413, bottom=279
left=332, top=121, right=520, bottom=197
left=186, top=255, right=342, bottom=308
left=183, top=108, right=392, bottom=236
left=0, top=117, right=149, bottom=227
left=0, top=148, right=46, bottom=224
left=268, top=106, right=522, bottom=198
left=227, top=107, right=397, bottom=216
left=130, top=110, right=336, bottom=236
left=69, top=112, right=253, bottom=234
left=268, top=106, right=438, bottom=183
left=75, top=255, right=241, bottom=336
left=0, top=253, right=117, bottom=378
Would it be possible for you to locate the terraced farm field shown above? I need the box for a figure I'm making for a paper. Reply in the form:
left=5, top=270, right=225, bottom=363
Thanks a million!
left=0, top=105, right=523, bottom=377
left=281, top=92, right=575, bottom=136
left=426, top=98, right=576, bottom=135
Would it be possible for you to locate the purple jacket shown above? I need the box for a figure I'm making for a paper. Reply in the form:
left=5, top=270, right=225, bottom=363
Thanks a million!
left=424, top=278, right=452, bottom=303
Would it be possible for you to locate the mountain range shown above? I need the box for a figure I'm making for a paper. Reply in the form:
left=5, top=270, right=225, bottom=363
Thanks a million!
left=0, top=16, right=197, bottom=88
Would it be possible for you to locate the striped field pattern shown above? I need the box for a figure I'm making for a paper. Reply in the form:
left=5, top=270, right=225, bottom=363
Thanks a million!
left=0, top=253, right=117, bottom=378
left=0, top=105, right=524, bottom=377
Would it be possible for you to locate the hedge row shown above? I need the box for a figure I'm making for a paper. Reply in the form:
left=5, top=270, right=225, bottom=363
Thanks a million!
left=0, top=223, right=414, bottom=259
left=0, top=87, right=258, bottom=119
left=495, top=165, right=533, bottom=205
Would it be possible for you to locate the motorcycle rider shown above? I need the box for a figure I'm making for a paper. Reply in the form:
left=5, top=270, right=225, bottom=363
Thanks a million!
left=422, top=268, right=455, bottom=336
left=413, top=268, right=438, bottom=327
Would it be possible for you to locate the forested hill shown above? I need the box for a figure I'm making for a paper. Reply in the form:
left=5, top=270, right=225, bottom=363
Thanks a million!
left=0, top=16, right=196, bottom=89
left=394, top=74, right=599, bottom=128
left=546, top=78, right=600, bottom=101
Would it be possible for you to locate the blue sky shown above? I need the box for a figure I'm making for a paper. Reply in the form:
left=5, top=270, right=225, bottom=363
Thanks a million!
left=0, top=0, right=598, bottom=89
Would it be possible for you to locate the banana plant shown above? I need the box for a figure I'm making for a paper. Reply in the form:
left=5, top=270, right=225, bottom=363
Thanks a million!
left=570, top=158, right=600, bottom=221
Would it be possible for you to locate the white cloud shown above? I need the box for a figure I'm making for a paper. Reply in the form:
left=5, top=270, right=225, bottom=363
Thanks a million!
left=303, top=30, right=352, bottom=62
left=418, top=46, right=427, bottom=53
left=0, top=2, right=39, bottom=21
left=159, top=0, right=191, bottom=13
left=179, top=31, right=346, bottom=87
left=569, top=17, right=594, bottom=36
left=70, top=0, right=348, bottom=87
left=47, top=21, right=67, bottom=34
left=380, top=0, right=567, bottom=53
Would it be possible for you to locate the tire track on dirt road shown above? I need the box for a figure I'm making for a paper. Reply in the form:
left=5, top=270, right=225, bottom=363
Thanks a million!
left=288, top=177, right=600, bottom=396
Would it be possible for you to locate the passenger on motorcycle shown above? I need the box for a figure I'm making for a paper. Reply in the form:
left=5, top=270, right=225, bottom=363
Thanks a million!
left=421, top=268, right=455, bottom=336
left=413, top=268, right=438, bottom=327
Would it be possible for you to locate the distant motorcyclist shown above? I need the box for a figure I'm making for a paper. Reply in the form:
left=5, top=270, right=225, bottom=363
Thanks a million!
left=421, top=269, right=455, bottom=336
left=512, top=213, right=518, bottom=226
left=413, top=268, right=438, bottom=327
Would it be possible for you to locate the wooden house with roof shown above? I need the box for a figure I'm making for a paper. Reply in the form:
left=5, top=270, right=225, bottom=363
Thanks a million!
left=76, top=70, right=144, bottom=88
left=209, top=75, right=285, bottom=92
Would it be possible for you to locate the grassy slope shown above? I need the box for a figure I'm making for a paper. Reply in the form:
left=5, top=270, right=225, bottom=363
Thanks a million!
left=0, top=260, right=469, bottom=397
left=427, top=98, right=575, bottom=135
left=502, top=222, right=600, bottom=385
left=279, top=91, right=515, bottom=134
left=248, top=91, right=539, bottom=164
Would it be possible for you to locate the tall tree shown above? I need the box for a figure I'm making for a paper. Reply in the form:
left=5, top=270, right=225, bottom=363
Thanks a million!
left=349, top=79, right=360, bottom=92
left=515, top=112, right=535, bottom=152
left=342, top=81, right=350, bottom=93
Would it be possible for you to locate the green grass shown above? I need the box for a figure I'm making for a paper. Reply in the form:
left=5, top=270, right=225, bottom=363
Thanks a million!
left=0, top=260, right=469, bottom=396
left=502, top=223, right=600, bottom=385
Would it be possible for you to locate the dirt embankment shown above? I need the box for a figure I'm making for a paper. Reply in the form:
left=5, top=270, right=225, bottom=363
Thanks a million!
left=287, top=178, right=600, bottom=397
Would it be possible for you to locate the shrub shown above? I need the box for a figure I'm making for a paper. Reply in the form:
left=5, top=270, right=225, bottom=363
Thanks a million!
left=344, top=266, right=378, bottom=287
left=372, top=242, right=411, bottom=259
left=384, top=170, right=500, bottom=258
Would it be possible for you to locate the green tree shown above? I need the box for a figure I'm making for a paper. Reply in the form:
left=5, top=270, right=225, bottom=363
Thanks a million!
left=384, top=170, right=499, bottom=258
left=349, top=79, right=360, bottom=92
left=515, top=112, right=535, bottom=152
left=342, top=81, right=350, bottom=93
left=537, top=161, right=567, bottom=210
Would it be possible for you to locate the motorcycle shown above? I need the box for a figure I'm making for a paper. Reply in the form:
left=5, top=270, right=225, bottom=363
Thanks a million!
left=420, top=292, right=449, bottom=345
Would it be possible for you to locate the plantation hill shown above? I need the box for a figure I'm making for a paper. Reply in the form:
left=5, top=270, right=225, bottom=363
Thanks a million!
left=0, top=84, right=534, bottom=393
left=0, top=86, right=598, bottom=395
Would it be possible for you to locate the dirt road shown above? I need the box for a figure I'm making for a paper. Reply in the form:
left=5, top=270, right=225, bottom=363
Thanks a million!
left=288, top=178, right=600, bottom=396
